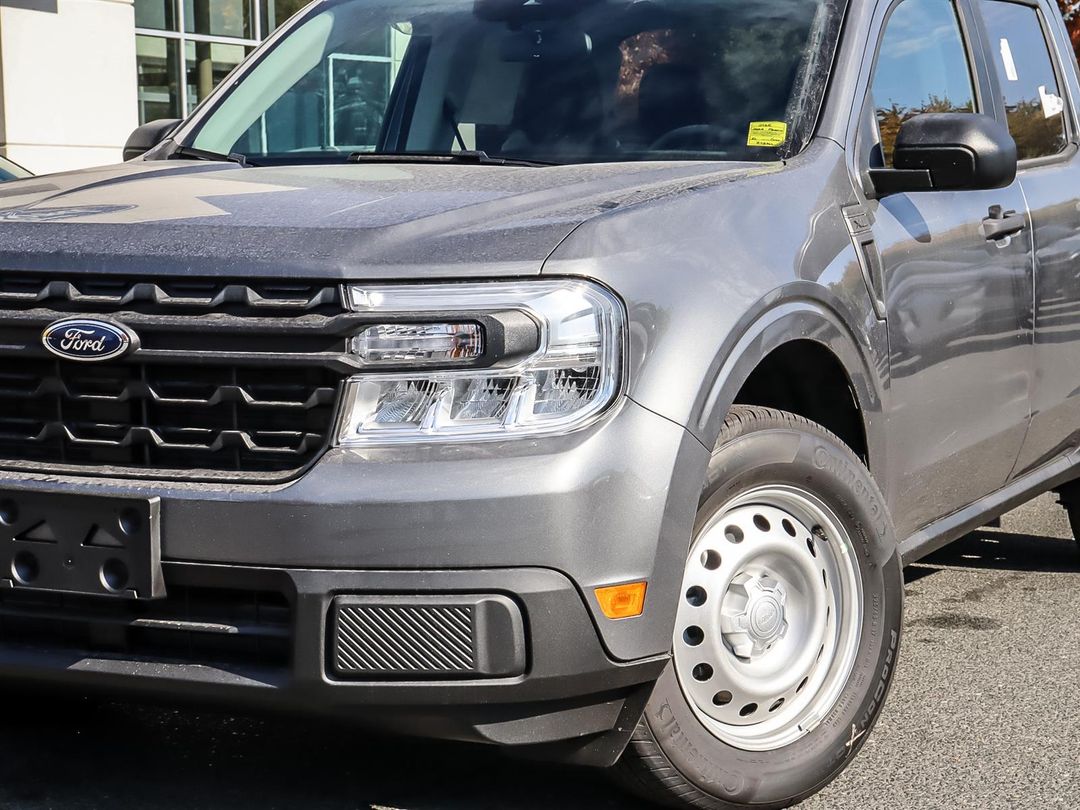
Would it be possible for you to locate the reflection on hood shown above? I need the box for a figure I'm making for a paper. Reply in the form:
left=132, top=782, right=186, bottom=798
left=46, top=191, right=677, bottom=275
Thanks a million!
left=0, top=159, right=769, bottom=279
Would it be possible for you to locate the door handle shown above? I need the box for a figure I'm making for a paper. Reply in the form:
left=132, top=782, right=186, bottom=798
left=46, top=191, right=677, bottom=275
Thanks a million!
left=982, top=205, right=1027, bottom=242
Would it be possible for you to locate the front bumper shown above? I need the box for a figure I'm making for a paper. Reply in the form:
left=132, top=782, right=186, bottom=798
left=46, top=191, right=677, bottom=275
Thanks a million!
left=0, top=562, right=666, bottom=765
left=0, top=398, right=708, bottom=763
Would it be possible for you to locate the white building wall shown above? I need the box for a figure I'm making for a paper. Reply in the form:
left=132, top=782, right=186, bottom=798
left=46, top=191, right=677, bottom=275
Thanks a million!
left=0, top=0, right=137, bottom=175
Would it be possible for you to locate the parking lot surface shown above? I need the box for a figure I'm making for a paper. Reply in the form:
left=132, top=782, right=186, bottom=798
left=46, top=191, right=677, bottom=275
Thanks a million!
left=1, top=495, right=1077, bottom=810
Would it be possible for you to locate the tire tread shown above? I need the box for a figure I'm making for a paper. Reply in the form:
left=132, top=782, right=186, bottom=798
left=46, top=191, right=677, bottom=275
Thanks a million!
left=612, top=405, right=884, bottom=810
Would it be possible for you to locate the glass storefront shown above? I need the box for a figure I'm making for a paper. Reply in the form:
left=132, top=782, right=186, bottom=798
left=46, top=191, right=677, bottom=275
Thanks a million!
left=135, top=0, right=308, bottom=123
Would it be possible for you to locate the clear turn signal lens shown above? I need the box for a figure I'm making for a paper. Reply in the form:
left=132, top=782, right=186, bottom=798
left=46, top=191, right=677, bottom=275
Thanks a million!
left=351, top=323, right=484, bottom=366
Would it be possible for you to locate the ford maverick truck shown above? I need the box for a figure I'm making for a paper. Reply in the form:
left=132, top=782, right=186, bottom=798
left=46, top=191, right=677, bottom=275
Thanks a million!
left=2, top=0, right=1080, bottom=806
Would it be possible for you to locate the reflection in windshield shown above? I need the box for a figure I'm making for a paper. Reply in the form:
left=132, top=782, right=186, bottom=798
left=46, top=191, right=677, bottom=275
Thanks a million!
left=189, top=0, right=844, bottom=165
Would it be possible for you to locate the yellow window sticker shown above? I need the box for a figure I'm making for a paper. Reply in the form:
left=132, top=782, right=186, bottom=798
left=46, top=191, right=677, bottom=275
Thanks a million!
left=747, top=121, right=789, bottom=148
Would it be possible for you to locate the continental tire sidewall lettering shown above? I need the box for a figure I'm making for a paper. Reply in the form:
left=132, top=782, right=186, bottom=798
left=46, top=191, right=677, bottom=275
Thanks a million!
left=634, top=407, right=903, bottom=808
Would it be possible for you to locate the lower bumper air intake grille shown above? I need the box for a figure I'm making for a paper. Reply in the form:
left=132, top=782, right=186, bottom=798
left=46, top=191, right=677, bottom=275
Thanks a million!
left=0, top=584, right=293, bottom=670
left=331, top=595, right=527, bottom=680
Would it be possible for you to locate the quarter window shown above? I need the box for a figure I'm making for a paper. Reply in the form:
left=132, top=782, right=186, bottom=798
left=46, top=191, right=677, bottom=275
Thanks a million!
left=981, top=1, right=1069, bottom=160
left=871, top=0, right=976, bottom=165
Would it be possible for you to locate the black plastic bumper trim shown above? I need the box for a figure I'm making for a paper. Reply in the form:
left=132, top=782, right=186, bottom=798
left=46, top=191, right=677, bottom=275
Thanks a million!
left=330, top=594, right=526, bottom=679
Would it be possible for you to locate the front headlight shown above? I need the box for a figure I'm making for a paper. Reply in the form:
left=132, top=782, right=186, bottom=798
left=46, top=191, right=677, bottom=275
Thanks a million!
left=336, top=280, right=625, bottom=445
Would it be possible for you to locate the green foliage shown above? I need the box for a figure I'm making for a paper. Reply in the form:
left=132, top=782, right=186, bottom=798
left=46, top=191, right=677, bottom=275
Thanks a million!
left=1005, top=99, right=1068, bottom=159
left=1056, top=1, right=1080, bottom=57
left=875, top=95, right=973, bottom=165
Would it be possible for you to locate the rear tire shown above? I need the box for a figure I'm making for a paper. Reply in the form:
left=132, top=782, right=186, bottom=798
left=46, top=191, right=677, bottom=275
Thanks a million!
left=1055, top=482, right=1080, bottom=552
left=1061, top=500, right=1080, bottom=553
left=614, top=406, right=903, bottom=809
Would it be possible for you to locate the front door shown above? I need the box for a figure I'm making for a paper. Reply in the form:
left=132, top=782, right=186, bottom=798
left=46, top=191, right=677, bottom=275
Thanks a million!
left=857, top=0, right=1035, bottom=537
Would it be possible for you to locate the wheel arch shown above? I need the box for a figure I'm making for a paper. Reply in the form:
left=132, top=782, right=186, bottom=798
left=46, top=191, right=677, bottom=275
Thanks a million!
left=691, top=291, right=885, bottom=474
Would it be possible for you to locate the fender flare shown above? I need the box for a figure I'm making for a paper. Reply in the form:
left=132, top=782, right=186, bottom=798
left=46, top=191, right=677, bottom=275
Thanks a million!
left=690, top=286, right=886, bottom=464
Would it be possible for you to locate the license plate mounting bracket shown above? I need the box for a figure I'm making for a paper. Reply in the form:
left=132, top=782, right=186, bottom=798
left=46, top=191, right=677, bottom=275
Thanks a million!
left=0, top=491, right=163, bottom=600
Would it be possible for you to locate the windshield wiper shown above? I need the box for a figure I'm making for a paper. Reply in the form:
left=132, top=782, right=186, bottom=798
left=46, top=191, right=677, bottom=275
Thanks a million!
left=443, top=99, right=469, bottom=153
left=168, top=145, right=256, bottom=167
left=346, top=150, right=555, bottom=168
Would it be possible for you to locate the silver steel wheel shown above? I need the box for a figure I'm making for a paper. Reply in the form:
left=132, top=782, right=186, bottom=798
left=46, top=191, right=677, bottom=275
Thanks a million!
left=673, top=485, right=863, bottom=752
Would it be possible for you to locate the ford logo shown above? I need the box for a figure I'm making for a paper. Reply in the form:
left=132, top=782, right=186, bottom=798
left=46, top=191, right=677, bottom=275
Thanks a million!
left=41, top=319, right=139, bottom=363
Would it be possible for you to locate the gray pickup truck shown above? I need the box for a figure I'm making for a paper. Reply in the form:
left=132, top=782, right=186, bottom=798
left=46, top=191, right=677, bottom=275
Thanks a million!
left=2, top=0, right=1078, bottom=806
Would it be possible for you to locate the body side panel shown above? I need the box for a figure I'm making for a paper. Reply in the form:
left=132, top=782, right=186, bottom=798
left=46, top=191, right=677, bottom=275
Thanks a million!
left=544, top=138, right=890, bottom=473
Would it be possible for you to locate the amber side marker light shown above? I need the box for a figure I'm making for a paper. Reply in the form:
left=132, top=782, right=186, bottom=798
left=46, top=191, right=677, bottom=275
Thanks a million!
left=595, top=582, right=647, bottom=620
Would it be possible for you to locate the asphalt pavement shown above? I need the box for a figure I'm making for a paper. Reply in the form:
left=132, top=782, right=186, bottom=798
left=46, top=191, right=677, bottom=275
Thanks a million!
left=1, top=494, right=1077, bottom=810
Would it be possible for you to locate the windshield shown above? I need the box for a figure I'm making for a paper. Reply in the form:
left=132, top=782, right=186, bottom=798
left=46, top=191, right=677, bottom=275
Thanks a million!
left=186, top=0, right=844, bottom=165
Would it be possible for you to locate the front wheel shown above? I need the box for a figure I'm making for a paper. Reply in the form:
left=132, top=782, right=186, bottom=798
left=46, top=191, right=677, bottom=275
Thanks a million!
left=616, top=406, right=903, bottom=809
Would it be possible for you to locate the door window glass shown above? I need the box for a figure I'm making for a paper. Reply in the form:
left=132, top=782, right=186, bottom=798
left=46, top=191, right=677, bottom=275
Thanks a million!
left=981, top=1, right=1068, bottom=160
left=871, top=0, right=976, bottom=165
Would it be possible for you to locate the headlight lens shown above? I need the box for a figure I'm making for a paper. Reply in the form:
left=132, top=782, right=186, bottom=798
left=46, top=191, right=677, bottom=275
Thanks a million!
left=337, top=280, right=625, bottom=444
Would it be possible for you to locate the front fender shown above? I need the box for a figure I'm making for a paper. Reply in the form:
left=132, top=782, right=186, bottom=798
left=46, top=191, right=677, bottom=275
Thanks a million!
left=690, top=289, right=886, bottom=460
left=541, top=139, right=888, bottom=470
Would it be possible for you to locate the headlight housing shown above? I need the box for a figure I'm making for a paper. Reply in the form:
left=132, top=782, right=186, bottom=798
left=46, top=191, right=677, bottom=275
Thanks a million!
left=336, top=280, right=625, bottom=445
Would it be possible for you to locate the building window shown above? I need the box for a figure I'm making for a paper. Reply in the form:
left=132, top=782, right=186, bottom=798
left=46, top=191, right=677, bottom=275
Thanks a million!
left=135, top=0, right=308, bottom=123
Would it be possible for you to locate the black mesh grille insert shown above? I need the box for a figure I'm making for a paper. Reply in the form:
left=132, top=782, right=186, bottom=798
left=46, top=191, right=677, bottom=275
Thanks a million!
left=0, top=274, right=357, bottom=481
left=335, top=603, right=477, bottom=675
left=0, top=584, right=292, bottom=670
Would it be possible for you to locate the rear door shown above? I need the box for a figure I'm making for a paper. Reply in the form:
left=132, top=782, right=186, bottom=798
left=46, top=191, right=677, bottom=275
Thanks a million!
left=977, top=0, right=1080, bottom=475
left=853, top=0, right=1035, bottom=537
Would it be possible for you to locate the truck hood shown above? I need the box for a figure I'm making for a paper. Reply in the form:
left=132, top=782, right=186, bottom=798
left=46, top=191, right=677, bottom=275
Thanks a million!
left=0, top=160, right=767, bottom=280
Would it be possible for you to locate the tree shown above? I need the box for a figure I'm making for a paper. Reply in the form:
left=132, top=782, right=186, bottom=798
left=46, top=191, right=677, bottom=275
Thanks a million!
left=1057, top=1, right=1080, bottom=57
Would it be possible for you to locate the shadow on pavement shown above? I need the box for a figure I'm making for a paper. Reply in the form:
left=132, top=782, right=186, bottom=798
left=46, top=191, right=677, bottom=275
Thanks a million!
left=902, top=565, right=938, bottom=585
left=1, top=701, right=649, bottom=810
left=921, top=529, right=1079, bottom=573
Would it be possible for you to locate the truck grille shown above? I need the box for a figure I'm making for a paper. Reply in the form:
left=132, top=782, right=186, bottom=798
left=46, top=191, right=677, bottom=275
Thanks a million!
left=0, top=274, right=360, bottom=482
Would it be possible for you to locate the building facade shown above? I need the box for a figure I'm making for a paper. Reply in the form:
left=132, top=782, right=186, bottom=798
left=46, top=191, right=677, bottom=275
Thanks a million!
left=0, top=0, right=306, bottom=174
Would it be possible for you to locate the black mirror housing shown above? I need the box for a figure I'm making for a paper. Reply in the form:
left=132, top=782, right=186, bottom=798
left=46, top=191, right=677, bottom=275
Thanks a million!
left=124, top=119, right=183, bottom=162
left=869, top=113, right=1017, bottom=197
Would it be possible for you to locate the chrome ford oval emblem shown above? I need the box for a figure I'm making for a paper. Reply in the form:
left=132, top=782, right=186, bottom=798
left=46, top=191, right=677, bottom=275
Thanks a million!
left=42, top=319, right=139, bottom=363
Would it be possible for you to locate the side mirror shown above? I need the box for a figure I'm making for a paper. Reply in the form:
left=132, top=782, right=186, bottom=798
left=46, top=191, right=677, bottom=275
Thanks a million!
left=123, top=119, right=183, bottom=161
left=869, top=113, right=1017, bottom=197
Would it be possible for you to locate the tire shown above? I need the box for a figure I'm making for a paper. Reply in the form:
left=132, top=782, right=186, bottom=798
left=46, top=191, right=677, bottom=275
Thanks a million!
left=1063, top=506, right=1080, bottom=553
left=1057, top=486, right=1080, bottom=552
left=614, top=406, right=904, bottom=809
